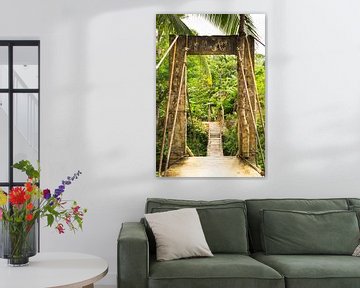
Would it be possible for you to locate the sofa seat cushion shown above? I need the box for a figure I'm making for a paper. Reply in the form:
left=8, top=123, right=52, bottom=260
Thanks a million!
left=149, top=254, right=284, bottom=288
left=252, top=252, right=360, bottom=288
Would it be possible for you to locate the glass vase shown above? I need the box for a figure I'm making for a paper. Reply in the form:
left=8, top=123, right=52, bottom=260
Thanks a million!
left=0, top=220, right=37, bottom=266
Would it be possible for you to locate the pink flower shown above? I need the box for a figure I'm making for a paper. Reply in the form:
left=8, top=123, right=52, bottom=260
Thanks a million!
left=65, top=214, right=71, bottom=225
left=56, top=223, right=65, bottom=234
left=72, top=205, right=80, bottom=215
left=0, top=208, right=3, bottom=220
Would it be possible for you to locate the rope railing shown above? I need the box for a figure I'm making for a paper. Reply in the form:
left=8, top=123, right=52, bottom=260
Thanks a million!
left=245, top=37, right=265, bottom=132
left=156, top=35, right=179, bottom=70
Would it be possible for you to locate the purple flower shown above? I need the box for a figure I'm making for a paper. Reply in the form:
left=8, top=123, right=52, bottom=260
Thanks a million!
left=43, top=189, right=51, bottom=200
left=54, top=189, right=63, bottom=198
left=54, top=170, right=82, bottom=199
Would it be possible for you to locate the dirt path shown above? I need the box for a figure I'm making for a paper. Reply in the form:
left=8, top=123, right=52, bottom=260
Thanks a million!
left=165, top=156, right=261, bottom=177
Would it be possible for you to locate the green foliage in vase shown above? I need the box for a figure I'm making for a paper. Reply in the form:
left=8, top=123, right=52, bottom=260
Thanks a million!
left=0, top=161, right=86, bottom=234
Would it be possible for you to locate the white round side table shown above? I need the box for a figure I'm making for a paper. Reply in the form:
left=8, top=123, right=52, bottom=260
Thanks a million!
left=0, top=252, right=108, bottom=288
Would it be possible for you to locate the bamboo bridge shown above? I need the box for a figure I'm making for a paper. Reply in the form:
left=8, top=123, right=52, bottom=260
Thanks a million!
left=157, top=33, right=264, bottom=177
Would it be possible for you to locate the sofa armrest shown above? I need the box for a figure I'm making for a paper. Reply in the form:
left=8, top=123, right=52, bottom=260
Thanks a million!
left=118, top=222, right=149, bottom=288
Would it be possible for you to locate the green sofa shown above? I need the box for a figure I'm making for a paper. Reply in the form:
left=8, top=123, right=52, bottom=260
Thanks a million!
left=118, top=198, right=360, bottom=288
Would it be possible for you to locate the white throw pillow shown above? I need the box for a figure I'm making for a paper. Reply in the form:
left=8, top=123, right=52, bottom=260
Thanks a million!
left=145, top=208, right=213, bottom=261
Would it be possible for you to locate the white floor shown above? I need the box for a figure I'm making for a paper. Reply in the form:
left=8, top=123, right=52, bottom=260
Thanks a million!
left=96, top=285, right=115, bottom=288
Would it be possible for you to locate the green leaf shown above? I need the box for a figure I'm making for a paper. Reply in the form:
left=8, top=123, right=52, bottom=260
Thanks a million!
left=47, top=214, right=54, bottom=227
left=12, top=160, right=40, bottom=180
left=46, top=205, right=60, bottom=217
left=75, top=216, right=83, bottom=230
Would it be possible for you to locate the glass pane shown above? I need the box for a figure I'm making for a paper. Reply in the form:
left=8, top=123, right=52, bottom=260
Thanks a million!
left=13, top=93, right=39, bottom=181
left=0, top=93, right=9, bottom=182
left=13, top=46, right=38, bottom=89
left=0, top=46, right=8, bottom=89
left=0, top=186, right=8, bottom=193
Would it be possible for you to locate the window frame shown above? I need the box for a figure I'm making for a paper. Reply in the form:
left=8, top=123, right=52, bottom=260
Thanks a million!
left=0, top=40, right=40, bottom=189
left=0, top=40, right=40, bottom=252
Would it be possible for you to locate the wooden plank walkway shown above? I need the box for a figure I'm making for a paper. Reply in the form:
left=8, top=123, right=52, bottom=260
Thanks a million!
left=165, top=121, right=261, bottom=177
left=207, top=122, right=223, bottom=157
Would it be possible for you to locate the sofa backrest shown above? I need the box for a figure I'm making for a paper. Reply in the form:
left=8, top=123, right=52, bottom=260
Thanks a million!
left=245, top=198, right=349, bottom=252
left=348, top=198, right=360, bottom=207
left=145, top=198, right=249, bottom=254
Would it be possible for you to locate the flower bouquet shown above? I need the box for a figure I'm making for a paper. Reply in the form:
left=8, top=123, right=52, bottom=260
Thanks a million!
left=0, top=160, right=87, bottom=266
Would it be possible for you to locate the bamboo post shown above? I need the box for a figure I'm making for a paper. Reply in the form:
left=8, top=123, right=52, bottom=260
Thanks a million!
left=164, top=48, right=188, bottom=174
left=238, top=49, right=265, bottom=167
left=158, top=39, right=178, bottom=176
left=208, top=104, right=211, bottom=122
left=237, top=36, right=250, bottom=158
left=239, top=14, right=245, bottom=35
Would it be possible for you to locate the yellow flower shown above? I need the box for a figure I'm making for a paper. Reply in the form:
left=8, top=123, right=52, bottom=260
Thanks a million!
left=0, top=190, right=7, bottom=206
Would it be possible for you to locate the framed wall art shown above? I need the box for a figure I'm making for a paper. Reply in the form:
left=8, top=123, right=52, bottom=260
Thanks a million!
left=156, top=14, right=265, bottom=177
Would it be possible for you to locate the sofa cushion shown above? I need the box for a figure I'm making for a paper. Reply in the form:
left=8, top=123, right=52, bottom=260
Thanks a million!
left=145, top=208, right=213, bottom=261
left=261, top=209, right=359, bottom=255
left=252, top=252, right=360, bottom=288
left=149, top=254, right=284, bottom=288
left=146, top=198, right=249, bottom=254
left=246, top=198, right=349, bottom=252
left=348, top=205, right=360, bottom=228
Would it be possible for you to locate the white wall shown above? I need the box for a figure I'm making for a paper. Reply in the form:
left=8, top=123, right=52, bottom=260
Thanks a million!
left=1, top=0, right=360, bottom=285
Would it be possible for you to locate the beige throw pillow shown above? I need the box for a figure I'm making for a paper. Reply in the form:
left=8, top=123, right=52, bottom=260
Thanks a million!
left=353, top=244, right=360, bottom=256
left=145, top=208, right=213, bottom=261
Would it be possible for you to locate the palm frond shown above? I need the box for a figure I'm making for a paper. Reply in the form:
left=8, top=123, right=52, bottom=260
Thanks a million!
left=165, top=14, right=194, bottom=35
left=198, top=14, right=260, bottom=41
